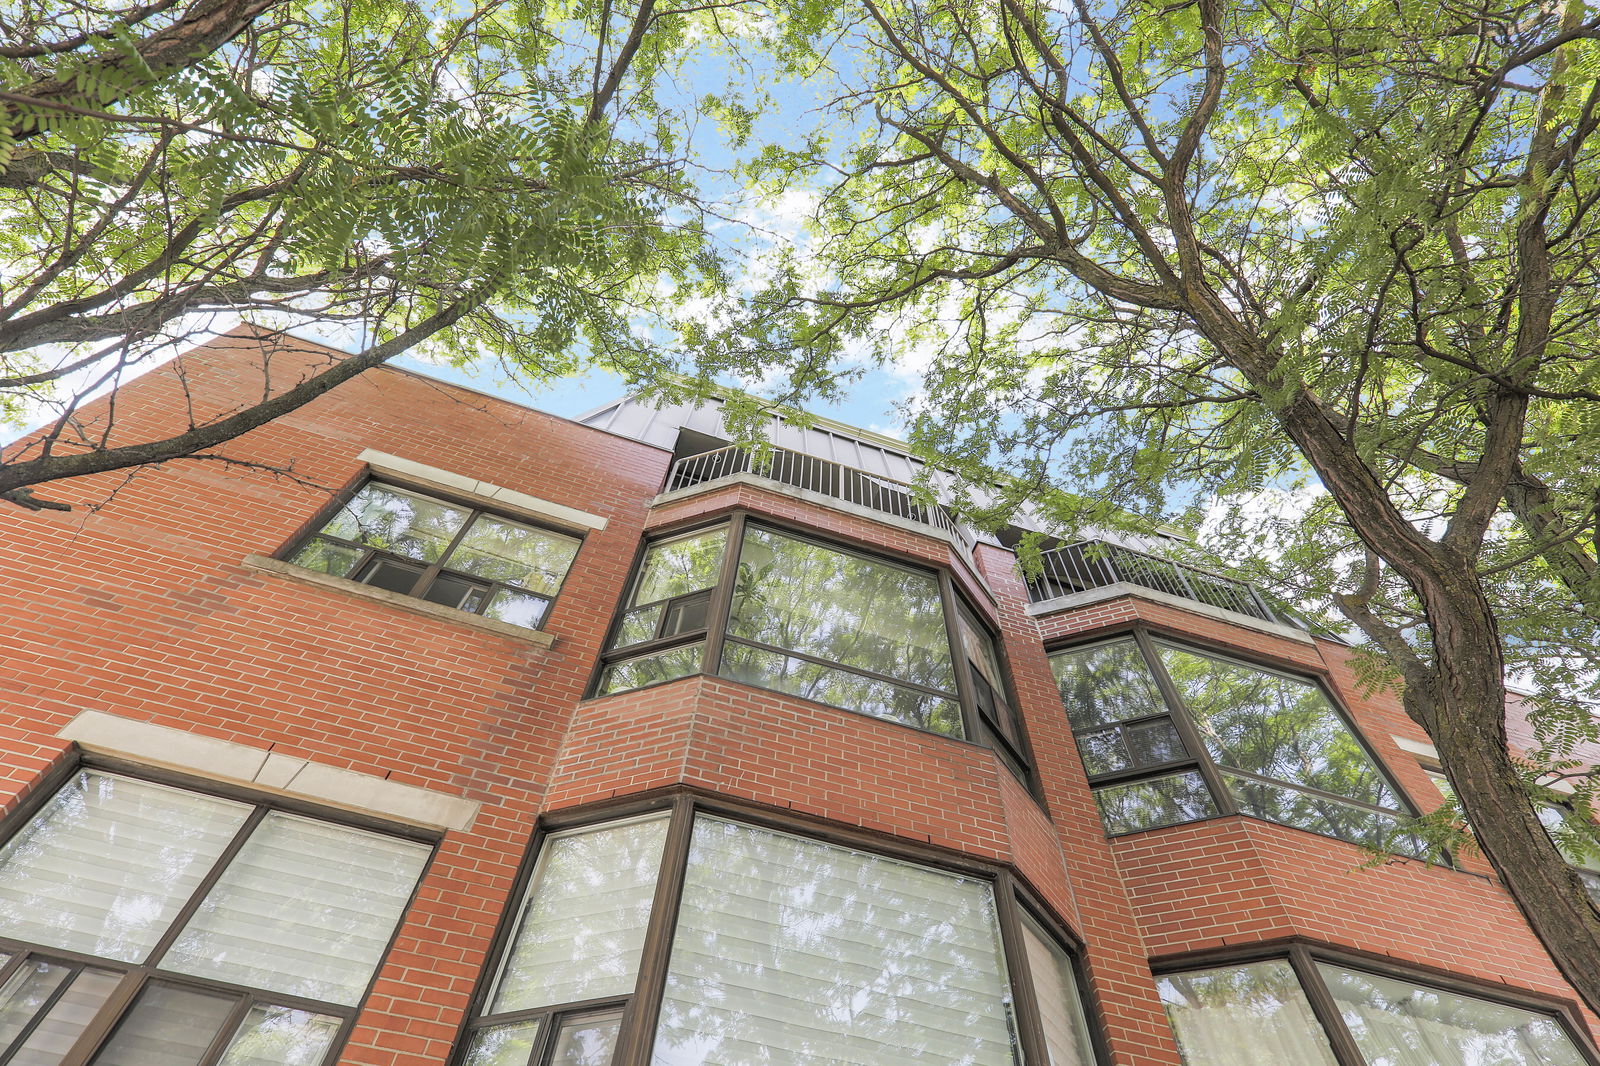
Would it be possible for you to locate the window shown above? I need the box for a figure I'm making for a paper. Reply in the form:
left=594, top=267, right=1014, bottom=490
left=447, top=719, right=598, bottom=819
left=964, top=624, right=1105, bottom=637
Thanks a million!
left=1426, top=770, right=1600, bottom=902
left=288, top=481, right=581, bottom=630
left=458, top=803, right=1100, bottom=1066
left=1049, top=633, right=1417, bottom=852
left=594, top=516, right=1030, bottom=770
left=0, top=769, right=432, bottom=1065
left=1157, top=947, right=1595, bottom=1066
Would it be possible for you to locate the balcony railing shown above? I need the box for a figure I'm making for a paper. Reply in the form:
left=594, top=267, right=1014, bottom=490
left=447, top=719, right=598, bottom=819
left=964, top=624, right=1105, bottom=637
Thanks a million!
left=1025, top=540, right=1280, bottom=623
left=665, top=444, right=976, bottom=556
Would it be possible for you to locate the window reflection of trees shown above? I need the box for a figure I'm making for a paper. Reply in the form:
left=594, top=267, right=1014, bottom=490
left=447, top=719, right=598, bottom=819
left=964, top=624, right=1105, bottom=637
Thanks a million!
left=1154, top=647, right=1395, bottom=810
left=1158, top=961, right=1341, bottom=1066
left=652, top=817, right=1020, bottom=1066
left=1050, top=641, right=1167, bottom=729
left=0, top=771, right=426, bottom=1064
left=1050, top=636, right=1412, bottom=846
left=727, top=529, right=957, bottom=694
left=1159, top=957, right=1593, bottom=1066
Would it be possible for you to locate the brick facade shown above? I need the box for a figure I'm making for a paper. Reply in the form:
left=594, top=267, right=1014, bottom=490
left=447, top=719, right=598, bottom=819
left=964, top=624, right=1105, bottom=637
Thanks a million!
left=1, top=327, right=1593, bottom=1064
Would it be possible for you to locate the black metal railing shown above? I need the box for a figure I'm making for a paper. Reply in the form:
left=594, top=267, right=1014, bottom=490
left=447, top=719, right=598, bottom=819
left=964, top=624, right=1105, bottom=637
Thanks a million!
left=666, top=444, right=976, bottom=556
left=1025, top=540, right=1279, bottom=622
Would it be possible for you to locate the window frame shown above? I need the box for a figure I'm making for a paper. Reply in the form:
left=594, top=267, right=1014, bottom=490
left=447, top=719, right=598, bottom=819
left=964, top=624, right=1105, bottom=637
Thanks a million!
left=279, top=475, right=585, bottom=631
left=454, top=789, right=1105, bottom=1066
left=1152, top=939, right=1600, bottom=1066
left=1049, top=626, right=1418, bottom=843
left=590, top=511, right=1035, bottom=776
left=0, top=758, right=439, bottom=1066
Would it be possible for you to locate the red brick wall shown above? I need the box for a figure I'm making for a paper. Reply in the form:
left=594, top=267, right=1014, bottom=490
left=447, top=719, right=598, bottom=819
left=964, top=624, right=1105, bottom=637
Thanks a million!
left=1, top=327, right=1593, bottom=1063
left=1031, top=590, right=1599, bottom=1042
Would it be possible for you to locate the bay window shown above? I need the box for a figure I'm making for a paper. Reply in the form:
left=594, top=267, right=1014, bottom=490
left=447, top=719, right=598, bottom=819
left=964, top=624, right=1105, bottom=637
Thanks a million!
left=458, top=801, right=1100, bottom=1066
left=1049, top=632, right=1417, bottom=852
left=594, top=516, right=1030, bottom=773
left=1157, top=947, right=1596, bottom=1066
left=0, top=769, right=432, bottom=1065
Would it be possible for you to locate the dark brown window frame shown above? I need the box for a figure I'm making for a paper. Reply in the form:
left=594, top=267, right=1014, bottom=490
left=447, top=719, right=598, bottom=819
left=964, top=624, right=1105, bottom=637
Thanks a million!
left=1048, top=626, right=1420, bottom=846
left=0, top=756, right=439, bottom=1066
left=589, top=511, right=1036, bottom=778
left=1150, top=937, right=1600, bottom=1066
left=278, top=476, right=585, bottom=632
left=452, top=787, right=1107, bottom=1066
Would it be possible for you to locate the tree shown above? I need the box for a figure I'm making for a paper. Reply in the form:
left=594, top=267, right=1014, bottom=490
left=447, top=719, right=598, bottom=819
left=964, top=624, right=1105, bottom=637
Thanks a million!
left=718, top=0, right=1600, bottom=1015
left=0, top=0, right=735, bottom=509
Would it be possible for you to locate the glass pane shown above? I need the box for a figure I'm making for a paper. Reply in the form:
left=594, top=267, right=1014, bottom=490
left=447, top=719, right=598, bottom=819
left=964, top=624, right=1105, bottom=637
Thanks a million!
left=596, top=643, right=704, bottom=695
left=0, top=959, right=72, bottom=1047
left=633, top=529, right=727, bottom=605
left=422, top=572, right=488, bottom=610
left=356, top=556, right=426, bottom=594
left=289, top=538, right=363, bottom=579
left=727, top=527, right=957, bottom=693
left=216, top=1004, right=343, bottom=1066
left=164, top=812, right=430, bottom=1006
left=1076, top=727, right=1128, bottom=777
left=1537, top=804, right=1600, bottom=874
left=1019, top=913, right=1096, bottom=1066
left=1158, top=960, right=1340, bottom=1066
left=0, top=771, right=250, bottom=962
left=320, top=483, right=468, bottom=562
left=1094, top=772, right=1218, bottom=834
left=611, top=605, right=663, bottom=648
left=10, top=967, right=121, bottom=1066
left=1127, top=719, right=1188, bottom=766
left=1223, top=773, right=1423, bottom=856
left=720, top=641, right=964, bottom=737
left=653, top=817, right=1020, bottom=1065
left=91, top=982, right=237, bottom=1066
left=549, top=1011, right=623, bottom=1066
left=662, top=593, right=710, bottom=638
left=1049, top=640, right=1167, bottom=730
left=464, top=1021, right=542, bottom=1066
left=958, top=606, right=1006, bottom=688
left=1317, top=963, right=1588, bottom=1066
left=448, top=516, right=580, bottom=597
left=1154, top=645, right=1400, bottom=811
left=490, top=816, right=669, bottom=1013
left=482, top=589, right=552, bottom=630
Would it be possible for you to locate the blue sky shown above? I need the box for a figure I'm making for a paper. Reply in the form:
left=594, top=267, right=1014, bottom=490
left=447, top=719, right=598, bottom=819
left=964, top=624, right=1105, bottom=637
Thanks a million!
left=389, top=352, right=918, bottom=439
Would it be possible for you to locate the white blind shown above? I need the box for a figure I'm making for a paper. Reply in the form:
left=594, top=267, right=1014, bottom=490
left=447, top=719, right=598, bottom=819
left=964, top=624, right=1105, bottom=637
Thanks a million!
left=1317, top=964, right=1588, bottom=1066
left=1018, top=913, right=1096, bottom=1066
left=90, top=982, right=237, bottom=1066
left=1159, top=961, right=1340, bottom=1066
left=464, top=1021, right=542, bottom=1066
left=0, top=772, right=249, bottom=962
left=215, top=1005, right=342, bottom=1066
left=163, top=812, right=430, bottom=1005
left=10, top=966, right=121, bottom=1065
left=652, top=817, right=1019, bottom=1066
left=490, top=815, right=669, bottom=1013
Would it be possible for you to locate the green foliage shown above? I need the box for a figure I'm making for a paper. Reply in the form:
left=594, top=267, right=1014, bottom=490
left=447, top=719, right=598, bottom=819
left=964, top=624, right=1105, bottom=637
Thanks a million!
left=0, top=0, right=749, bottom=435
left=693, top=0, right=1600, bottom=770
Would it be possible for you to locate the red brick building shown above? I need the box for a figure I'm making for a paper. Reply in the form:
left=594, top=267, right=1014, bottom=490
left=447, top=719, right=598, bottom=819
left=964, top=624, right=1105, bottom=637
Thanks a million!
left=1, top=327, right=1595, bottom=1066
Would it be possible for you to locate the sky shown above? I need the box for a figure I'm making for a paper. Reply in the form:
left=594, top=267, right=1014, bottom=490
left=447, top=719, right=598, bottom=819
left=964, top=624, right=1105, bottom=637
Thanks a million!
left=388, top=352, right=915, bottom=438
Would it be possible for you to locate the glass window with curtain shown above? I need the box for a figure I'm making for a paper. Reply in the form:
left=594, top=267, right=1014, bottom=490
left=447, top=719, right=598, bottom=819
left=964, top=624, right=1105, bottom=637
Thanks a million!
left=1157, top=954, right=1595, bottom=1066
left=288, top=480, right=582, bottom=631
left=459, top=816, right=670, bottom=1066
left=459, top=807, right=1101, bottom=1066
left=1049, top=634, right=1417, bottom=852
left=0, top=770, right=431, bottom=1066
